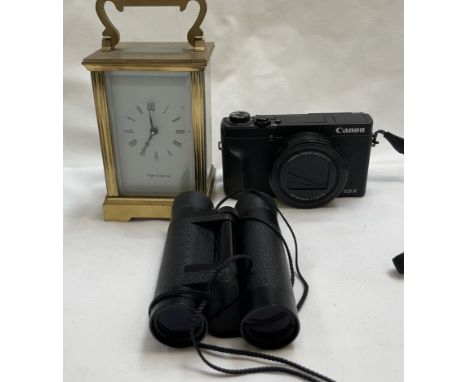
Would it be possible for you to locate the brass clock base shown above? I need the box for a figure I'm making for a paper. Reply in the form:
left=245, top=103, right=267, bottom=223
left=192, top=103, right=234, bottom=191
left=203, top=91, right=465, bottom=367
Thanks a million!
left=103, top=166, right=216, bottom=221
left=103, top=197, right=173, bottom=221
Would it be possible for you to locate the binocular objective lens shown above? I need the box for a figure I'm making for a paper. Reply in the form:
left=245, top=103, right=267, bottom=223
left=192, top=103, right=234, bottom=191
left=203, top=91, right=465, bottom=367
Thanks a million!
left=150, top=304, right=206, bottom=348
left=157, top=306, right=194, bottom=334
left=241, top=306, right=300, bottom=349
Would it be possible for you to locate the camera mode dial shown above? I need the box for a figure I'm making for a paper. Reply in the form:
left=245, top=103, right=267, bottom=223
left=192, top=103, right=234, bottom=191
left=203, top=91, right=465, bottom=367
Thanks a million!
left=229, top=111, right=251, bottom=124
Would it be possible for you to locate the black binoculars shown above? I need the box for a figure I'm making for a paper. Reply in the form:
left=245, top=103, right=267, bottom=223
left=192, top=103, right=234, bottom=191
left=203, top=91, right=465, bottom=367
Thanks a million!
left=148, top=191, right=300, bottom=349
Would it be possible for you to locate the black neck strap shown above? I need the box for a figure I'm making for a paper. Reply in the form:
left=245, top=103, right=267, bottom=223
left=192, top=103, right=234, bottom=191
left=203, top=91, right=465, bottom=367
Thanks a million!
left=372, top=130, right=404, bottom=154
left=372, top=130, right=405, bottom=274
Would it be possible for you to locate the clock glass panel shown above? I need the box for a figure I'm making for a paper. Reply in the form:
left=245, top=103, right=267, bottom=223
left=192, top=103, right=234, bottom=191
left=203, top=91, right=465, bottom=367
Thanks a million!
left=105, top=71, right=195, bottom=196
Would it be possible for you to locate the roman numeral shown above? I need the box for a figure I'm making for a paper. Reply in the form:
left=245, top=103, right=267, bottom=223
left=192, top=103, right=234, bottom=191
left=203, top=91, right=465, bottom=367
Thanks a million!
left=175, top=130, right=185, bottom=134
left=127, top=116, right=135, bottom=122
left=140, top=146, right=148, bottom=157
left=167, top=149, right=172, bottom=157
left=136, top=106, right=143, bottom=114
left=124, top=129, right=133, bottom=134
left=147, top=102, right=155, bottom=111
left=173, top=140, right=182, bottom=147
left=154, top=151, right=159, bottom=160
left=163, top=106, right=169, bottom=114
left=129, top=139, right=137, bottom=148
left=172, top=116, right=181, bottom=123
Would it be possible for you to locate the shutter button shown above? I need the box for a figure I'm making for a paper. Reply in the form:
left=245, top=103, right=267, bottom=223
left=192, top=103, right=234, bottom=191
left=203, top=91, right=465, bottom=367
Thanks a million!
left=254, top=116, right=271, bottom=127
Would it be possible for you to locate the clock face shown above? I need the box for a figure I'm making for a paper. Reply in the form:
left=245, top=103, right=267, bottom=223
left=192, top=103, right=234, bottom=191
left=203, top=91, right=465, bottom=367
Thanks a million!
left=105, top=71, right=195, bottom=196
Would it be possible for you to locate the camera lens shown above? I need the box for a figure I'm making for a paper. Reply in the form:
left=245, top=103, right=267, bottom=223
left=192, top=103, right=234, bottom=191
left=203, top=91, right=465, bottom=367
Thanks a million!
left=149, top=298, right=207, bottom=348
left=269, top=133, right=348, bottom=208
left=241, top=306, right=300, bottom=349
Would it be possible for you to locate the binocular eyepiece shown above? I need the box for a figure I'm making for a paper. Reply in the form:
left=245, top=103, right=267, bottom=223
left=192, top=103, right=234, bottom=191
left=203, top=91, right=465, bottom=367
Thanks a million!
left=149, top=191, right=300, bottom=350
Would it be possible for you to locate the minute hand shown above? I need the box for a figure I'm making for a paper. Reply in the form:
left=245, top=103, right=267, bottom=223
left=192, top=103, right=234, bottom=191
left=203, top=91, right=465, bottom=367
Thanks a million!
left=148, top=110, right=159, bottom=131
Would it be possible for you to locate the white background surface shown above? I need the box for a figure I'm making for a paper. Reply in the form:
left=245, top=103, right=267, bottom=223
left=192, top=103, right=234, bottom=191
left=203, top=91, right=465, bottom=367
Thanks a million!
left=64, top=1, right=403, bottom=381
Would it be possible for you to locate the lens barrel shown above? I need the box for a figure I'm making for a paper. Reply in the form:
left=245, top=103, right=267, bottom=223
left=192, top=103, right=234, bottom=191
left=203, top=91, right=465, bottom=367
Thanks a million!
left=269, top=132, right=349, bottom=208
left=236, top=193, right=300, bottom=349
left=149, top=192, right=214, bottom=347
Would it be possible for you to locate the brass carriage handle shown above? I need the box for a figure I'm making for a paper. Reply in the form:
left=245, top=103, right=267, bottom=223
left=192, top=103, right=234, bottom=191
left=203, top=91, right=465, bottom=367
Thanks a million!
left=96, top=0, right=207, bottom=52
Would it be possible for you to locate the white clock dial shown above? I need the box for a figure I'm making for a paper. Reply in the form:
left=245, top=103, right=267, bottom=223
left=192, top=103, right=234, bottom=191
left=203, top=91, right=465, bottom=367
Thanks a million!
left=105, top=71, right=195, bottom=196
left=124, top=101, right=189, bottom=162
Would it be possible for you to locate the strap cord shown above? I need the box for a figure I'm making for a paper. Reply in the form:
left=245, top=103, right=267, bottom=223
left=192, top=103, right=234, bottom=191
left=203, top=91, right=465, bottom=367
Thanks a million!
left=372, top=130, right=404, bottom=154
left=189, top=255, right=335, bottom=382
left=372, top=130, right=405, bottom=274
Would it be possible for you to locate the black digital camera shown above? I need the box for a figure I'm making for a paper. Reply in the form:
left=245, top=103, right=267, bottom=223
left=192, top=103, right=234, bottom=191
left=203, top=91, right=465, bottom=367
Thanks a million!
left=148, top=191, right=300, bottom=350
left=220, top=111, right=374, bottom=208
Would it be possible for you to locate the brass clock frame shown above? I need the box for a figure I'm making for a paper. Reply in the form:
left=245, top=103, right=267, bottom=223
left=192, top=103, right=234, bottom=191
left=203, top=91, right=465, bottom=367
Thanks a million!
left=82, top=0, right=215, bottom=221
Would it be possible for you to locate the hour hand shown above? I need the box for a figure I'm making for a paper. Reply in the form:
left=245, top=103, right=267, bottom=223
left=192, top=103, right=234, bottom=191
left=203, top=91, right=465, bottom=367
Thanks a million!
left=140, top=135, right=153, bottom=156
left=140, top=141, right=149, bottom=157
left=140, top=128, right=157, bottom=157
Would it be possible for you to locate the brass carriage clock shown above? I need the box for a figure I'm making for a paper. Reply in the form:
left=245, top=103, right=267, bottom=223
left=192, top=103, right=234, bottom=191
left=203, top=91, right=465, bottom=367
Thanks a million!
left=82, top=0, right=214, bottom=221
